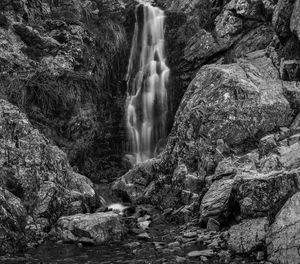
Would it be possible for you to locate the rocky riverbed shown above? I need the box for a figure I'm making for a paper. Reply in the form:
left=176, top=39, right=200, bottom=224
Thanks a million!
left=0, top=212, right=270, bottom=264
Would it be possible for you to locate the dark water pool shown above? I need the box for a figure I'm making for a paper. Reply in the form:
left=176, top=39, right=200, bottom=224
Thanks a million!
left=0, top=224, right=259, bottom=264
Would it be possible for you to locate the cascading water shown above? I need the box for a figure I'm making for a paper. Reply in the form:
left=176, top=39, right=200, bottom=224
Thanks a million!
left=126, top=2, right=170, bottom=165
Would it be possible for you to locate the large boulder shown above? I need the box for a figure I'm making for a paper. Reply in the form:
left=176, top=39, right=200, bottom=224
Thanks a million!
left=267, top=192, right=300, bottom=264
left=233, top=170, right=299, bottom=218
left=53, top=212, right=124, bottom=244
left=200, top=179, right=234, bottom=224
left=164, top=50, right=292, bottom=171
left=228, top=217, right=269, bottom=254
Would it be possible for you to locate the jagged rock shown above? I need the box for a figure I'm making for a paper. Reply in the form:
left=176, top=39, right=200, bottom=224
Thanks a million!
left=278, top=142, right=300, bottom=169
left=213, top=158, right=237, bottom=181
left=215, top=10, right=243, bottom=39
left=54, top=212, right=124, bottom=244
left=267, top=192, right=300, bottom=264
left=282, top=82, right=300, bottom=111
left=200, top=179, right=234, bottom=223
left=234, top=170, right=299, bottom=218
left=183, top=29, right=231, bottom=66
left=207, top=218, right=220, bottom=231
left=290, top=0, right=300, bottom=40
left=228, top=217, right=269, bottom=254
left=112, top=159, right=160, bottom=203
left=272, top=0, right=296, bottom=38
left=280, top=59, right=300, bottom=81
left=13, top=23, right=60, bottom=51
left=226, top=0, right=265, bottom=20
left=230, top=25, right=276, bottom=58
left=259, top=154, right=281, bottom=173
left=262, top=0, right=277, bottom=18
left=0, top=187, right=27, bottom=255
left=183, top=174, right=205, bottom=193
left=259, top=134, right=277, bottom=156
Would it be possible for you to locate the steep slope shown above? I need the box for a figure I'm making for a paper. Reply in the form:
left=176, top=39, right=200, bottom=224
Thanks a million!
left=0, top=0, right=134, bottom=182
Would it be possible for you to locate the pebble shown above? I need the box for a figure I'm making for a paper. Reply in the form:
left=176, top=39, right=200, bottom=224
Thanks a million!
left=137, top=232, right=151, bottom=240
left=125, top=242, right=140, bottom=248
left=176, top=256, right=186, bottom=263
left=168, top=241, right=180, bottom=248
left=201, top=256, right=208, bottom=262
left=257, top=251, right=265, bottom=261
left=77, top=243, right=83, bottom=248
left=138, top=220, right=151, bottom=230
left=187, top=249, right=214, bottom=258
left=183, top=231, right=197, bottom=238
left=207, top=218, right=220, bottom=231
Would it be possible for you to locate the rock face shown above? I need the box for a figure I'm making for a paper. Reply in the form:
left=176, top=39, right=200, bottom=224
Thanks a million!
left=267, top=192, right=300, bottom=263
left=228, top=217, right=269, bottom=254
left=0, top=0, right=131, bottom=182
left=54, top=212, right=124, bottom=244
left=0, top=99, right=97, bottom=254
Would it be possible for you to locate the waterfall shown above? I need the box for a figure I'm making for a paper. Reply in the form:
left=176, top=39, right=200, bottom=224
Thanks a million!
left=126, top=3, right=170, bottom=165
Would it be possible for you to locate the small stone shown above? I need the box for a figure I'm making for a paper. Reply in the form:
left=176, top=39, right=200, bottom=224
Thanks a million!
left=187, top=249, right=214, bottom=258
left=126, top=242, right=140, bottom=248
left=201, top=256, right=208, bottom=262
left=138, top=220, right=151, bottom=230
left=137, top=215, right=151, bottom=222
left=173, top=247, right=182, bottom=252
left=168, top=241, right=180, bottom=248
left=207, top=239, right=220, bottom=249
left=137, top=232, right=151, bottom=240
left=207, top=218, right=220, bottom=231
left=176, top=256, right=186, bottom=263
left=257, top=251, right=264, bottom=261
left=56, top=240, right=63, bottom=244
left=77, top=243, right=83, bottom=248
left=183, top=231, right=197, bottom=238
left=153, top=241, right=165, bottom=249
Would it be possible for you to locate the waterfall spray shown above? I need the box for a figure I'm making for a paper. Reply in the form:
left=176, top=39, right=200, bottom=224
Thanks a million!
left=126, top=3, right=170, bottom=165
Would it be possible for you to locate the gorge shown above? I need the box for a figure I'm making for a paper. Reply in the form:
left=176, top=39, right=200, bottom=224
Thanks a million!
left=1, top=0, right=300, bottom=263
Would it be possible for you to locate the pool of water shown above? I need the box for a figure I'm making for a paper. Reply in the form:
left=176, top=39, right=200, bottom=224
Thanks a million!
left=1, top=224, right=260, bottom=264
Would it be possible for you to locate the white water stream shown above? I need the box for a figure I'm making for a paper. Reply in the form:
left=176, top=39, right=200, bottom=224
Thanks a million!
left=126, top=3, right=170, bottom=165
